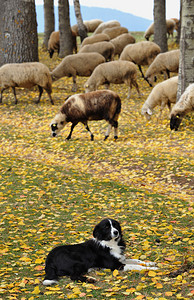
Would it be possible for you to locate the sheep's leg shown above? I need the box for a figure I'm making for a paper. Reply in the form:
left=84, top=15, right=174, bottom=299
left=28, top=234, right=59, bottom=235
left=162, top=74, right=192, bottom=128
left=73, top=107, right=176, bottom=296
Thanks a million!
left=138, top=65, right=152, bottom=87
left=66, top=122, right=78, bottom=140
left=0, top=87, right=9, bottom=104
left=104, top=124, right=112, bottom=140
left=12, top=87, right=18, bottom=104
left=83, top=122, right=94, bottom=140
left=45, top=89, right=54, bottom=105
left=132, top=79, right=141, bottom=97
left=72, top=76, right=77, bottom=92
left=36, top=86, right=43, bottom=104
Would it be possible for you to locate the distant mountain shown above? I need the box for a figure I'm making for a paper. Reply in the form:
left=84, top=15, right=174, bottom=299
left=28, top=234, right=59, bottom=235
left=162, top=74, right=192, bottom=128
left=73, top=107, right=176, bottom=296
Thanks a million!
left=35, top=5, right=152, bottom=33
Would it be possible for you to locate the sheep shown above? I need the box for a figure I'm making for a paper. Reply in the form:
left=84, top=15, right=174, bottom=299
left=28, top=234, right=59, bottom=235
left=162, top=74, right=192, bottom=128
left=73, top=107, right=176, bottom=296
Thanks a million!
left=71, top=19, right=103, bottom=35
left=50, top=90, right=121, bottom=140
left=141, top=76, right=178, bottom=120
left=48, top=30, right=77, bottom=58
left=93, top=20, right=121, bottom=35
left=145, top=49, right=180, bottom=85
left=81, top=33, right=110, bottom=48
left=120, top=41, right=161, bottom=86
left=0, top=62, right=54, bottom=105
left=84, top=60, right=140, bottom=99
left=51, top=52, right=105, bottom=92
left=79, top=41, right=115, bottom=62
left=144, top=19, right=176, bottom=40
left=170, top=83, right=194, bottom=131
left=102, top=26, right=128, bottom=39
left=170, top=18, right=179, bottom=32
left=110, top=33, right=136, bottom=57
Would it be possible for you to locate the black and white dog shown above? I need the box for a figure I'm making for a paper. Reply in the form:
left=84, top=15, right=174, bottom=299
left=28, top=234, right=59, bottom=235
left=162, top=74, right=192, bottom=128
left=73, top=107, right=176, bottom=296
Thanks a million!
left=43, top=218, right=157, bottom=285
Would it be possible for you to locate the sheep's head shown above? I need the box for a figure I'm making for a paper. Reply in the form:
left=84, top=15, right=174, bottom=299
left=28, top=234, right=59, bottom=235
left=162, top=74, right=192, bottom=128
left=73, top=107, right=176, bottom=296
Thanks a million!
left=170, top=113, right=182, bottom=131
left=145, top=75, right=155, bottom=86
left=50, top=112, right=66, bottom=137
left=141, top=106, right=153, bottom=120
left=84, top=82, right=95, bottom=93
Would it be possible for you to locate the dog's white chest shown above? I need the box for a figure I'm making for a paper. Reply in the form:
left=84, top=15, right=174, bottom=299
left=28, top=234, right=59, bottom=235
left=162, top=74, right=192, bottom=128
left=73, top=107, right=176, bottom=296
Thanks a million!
left=100, top=240, right=124, bottom=260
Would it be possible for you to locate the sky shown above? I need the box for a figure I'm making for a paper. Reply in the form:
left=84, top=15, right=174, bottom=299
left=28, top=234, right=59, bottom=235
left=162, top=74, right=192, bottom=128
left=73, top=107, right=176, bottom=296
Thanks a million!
left=35, top=0, right=180, bottom=21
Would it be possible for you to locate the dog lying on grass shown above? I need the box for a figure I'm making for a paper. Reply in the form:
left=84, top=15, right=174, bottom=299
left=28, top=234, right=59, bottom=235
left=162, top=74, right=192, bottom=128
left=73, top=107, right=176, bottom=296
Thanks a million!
left=43, top=218, right=157, bottom=285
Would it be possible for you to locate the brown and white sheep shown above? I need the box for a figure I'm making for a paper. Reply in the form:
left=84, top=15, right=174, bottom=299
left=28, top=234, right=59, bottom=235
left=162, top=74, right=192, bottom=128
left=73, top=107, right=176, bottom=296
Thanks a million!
left=141, top=76, right=178, bottom=120
left=50, top=90, right=121, bottom=140
left=79, top=41, right=115, bottom=62
left=144, top=19, right=176, bottom=40
left=51, top=52, right=105, bottom=92
left=170, top=83, right=194, bottom=130
left=0, top=62, right=54, bottom=105
left=120, top=41, right=161, bottom=86
left=48, top=30, right=77, bottom=58
left=81, top=33, right=110, bottom=48
left=145, top=49, right=180, bottom=85
left=110, top=33, right=136, bottom=57
left=102, top=26, right=128, bottom=39
left=93, top=20, right=121, bottom=35
left=84, top=60, right=140, bottom=99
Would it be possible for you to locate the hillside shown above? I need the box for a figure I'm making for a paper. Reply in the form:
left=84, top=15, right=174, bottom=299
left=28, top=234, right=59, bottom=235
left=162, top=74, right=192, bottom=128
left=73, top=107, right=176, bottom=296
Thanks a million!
left=35, top=5, right=152, bottom=33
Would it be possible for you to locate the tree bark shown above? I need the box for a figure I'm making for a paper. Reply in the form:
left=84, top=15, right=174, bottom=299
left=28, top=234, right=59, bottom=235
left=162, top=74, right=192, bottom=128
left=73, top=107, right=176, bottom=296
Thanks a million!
left=177, top=0, right=194, bottom=100
left=43, top=0, right=55, bottom=49
left=73, top=0, right=87, bottom=42
left=58, top=0, right=73, bottom=58
left=0, top=0, right=38, bottom=66
left=154, top=0, right=168, bottom=52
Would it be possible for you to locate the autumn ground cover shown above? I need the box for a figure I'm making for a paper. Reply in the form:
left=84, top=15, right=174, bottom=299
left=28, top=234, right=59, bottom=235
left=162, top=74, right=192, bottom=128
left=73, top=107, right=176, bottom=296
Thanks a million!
left=0, top=33, right=193, bottom=299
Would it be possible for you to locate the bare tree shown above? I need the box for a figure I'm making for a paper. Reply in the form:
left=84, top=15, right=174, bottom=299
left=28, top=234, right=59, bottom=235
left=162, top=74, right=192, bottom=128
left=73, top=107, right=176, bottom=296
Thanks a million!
left=73, top=0, right=87, bottom=42
left=154, top=0, right=168, bottom=52
left=177, top=0, right=194, bottom=100
left=58, top=0, right=73, bottom=58
left=0, top=0, right=38, bottom=66
left=43, top=0, right=55, bottom=49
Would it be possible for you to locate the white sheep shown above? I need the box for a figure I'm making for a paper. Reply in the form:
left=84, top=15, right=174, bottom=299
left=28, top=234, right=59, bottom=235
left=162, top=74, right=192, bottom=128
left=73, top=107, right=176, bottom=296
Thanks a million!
left=120, top=41, right=161, bottom=86
left=102, top=26, right=128, bottom=39
left=84, top=60, right=140, bottom=99
left=81, top=33, right=110, bottom=48
left=0, top=62, right=54, bottom=105
left=145, top=49, right=180, bottom=85
left=144, top=19, right=176, bottom=40
left=93, top=20, right=121, bottom=35
left=50, top=90, right=121, bottom=140
left=71, top=19, right=103, bottom=35
left=79, top=41, right=115, bottom=62
left=141, top=76, right=178, bottom=120
left=110, top=33, right=135, bottom=57
left=48, top=30, right=77, bottom=58
left=51, top=52, right=105, bottom=92
left=170, top=83, right=194, bottom=131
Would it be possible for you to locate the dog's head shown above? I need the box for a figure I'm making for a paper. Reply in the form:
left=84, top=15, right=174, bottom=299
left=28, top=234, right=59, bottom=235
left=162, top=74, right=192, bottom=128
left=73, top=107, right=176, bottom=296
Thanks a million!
left=93, top=219, right=122, bottom=242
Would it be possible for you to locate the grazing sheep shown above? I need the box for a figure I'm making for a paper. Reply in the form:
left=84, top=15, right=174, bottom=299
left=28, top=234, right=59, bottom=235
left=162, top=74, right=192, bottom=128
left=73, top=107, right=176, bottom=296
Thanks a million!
left=171, top=18, right=179, bottom=32
left=71, top=19, right=103, bottom=35
left=110, top=33, right=136, bottom=57
left=0, top=62, right=54, bottom=105
left=50, top=90, right=121, bottom=140
left=102, top=26, right=128, bottom=39
left=170, top=83, right=194, bottom=131
left=48, top=30, right=77, bottom=58
left=79, top=41, right=115, bottom=62
left=141, top=76, right=178, bottom=120
left=81, top=33, right=110, bottom=48
left=51, top=52, right=105, bottom=92
left=144, top=19, right=176, bottom=40
left=145, top=49, right=180, bottom=85
left=120, top=41, right=161, bottom=86
left=93, top=20, right=121, bottom=35
left=84, top=60, right=140, bottom=99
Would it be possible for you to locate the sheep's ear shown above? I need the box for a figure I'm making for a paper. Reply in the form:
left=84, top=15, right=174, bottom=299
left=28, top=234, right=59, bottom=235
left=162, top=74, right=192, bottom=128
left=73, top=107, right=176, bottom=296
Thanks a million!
left=147, top=108, right=152, bottom=115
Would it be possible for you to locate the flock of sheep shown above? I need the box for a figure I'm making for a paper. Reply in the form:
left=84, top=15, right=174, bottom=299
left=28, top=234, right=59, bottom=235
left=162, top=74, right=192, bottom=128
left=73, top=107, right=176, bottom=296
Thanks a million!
left=0, top=18, right=193, bottom=139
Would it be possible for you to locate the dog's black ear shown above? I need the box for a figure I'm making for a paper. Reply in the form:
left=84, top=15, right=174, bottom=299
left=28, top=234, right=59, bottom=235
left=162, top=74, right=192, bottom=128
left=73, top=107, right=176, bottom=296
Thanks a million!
left=93, top=224, right=99, bottom=239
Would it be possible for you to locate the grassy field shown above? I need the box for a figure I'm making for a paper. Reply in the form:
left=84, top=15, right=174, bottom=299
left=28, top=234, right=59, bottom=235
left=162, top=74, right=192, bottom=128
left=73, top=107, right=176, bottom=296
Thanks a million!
left=0, top=33, right=193, bottom=299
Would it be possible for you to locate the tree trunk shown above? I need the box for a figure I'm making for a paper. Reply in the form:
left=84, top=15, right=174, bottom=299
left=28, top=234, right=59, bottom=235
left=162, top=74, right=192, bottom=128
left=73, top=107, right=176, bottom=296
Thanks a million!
left=0, top=0, right=38, bottom=66
left=177, top=0, right=194, bottom=100
left=73, top=0, right=87, bottom=42
left=43, top=0, right=55, bottom=49
left=154, top=0, right=168, bottom=52
left=58, top=0, right=73, bottom=58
